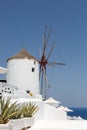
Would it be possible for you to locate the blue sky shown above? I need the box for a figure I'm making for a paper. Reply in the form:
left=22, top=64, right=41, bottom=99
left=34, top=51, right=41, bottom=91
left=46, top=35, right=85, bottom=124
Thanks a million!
left=0, top=0, right=87, bottom=107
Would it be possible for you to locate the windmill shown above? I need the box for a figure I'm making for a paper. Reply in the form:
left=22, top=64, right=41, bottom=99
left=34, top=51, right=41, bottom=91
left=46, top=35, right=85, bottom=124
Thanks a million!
left=37, top=27, right=65, bottom=100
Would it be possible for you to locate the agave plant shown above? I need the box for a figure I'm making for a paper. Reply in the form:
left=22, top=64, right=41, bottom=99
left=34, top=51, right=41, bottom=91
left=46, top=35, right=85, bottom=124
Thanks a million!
left=0, top=98, right=20, bottom=124
left=10, top=106, right=22, bottom=119
left=21, top=102, right=39, bottom=117
left=0, top=97, right=39, bottom=124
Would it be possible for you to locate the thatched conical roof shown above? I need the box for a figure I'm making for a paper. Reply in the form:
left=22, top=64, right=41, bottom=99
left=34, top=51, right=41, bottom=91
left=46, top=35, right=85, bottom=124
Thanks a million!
left=7, top=48, right=37, bottom=61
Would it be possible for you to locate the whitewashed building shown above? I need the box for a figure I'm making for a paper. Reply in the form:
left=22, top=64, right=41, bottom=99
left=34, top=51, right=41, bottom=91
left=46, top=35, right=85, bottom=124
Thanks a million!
left=6, top=49, right=40, bottom=96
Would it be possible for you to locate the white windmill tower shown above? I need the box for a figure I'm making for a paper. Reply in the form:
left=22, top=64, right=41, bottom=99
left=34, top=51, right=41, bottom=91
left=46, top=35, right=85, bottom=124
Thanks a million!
left=6, top=49, right=40, bottom=96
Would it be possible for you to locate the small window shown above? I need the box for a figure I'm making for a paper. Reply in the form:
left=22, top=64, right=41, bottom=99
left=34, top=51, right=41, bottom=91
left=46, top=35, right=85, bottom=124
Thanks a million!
left=34, top=61, right=36, bottom=65
left=32, top=68, right=35, bottom=72
left=26, top=90, right=30, bottom=94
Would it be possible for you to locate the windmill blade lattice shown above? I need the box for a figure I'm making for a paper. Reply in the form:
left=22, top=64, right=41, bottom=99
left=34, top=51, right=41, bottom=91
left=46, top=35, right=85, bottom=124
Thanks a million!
left=38, top=27, right=65, bottom=100
left=47, top=62, right=65, bottom=66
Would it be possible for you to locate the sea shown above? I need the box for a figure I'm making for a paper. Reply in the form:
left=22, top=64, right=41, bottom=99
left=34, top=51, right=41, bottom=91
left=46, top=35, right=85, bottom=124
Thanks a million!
left=67, top=107, right=87, bottom=120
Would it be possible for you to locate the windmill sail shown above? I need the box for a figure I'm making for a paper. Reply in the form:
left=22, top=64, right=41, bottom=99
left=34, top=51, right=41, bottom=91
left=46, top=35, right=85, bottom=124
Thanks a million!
left=38, top=27, right=65, bottom=100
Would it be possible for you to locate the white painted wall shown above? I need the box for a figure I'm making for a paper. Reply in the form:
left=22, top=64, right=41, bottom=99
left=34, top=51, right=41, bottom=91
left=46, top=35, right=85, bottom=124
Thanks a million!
left=44, top=104, right=67, bottom=120
left=28, top=100, right=67, bottom=121
left=6, top=59, right=40, bottom=95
